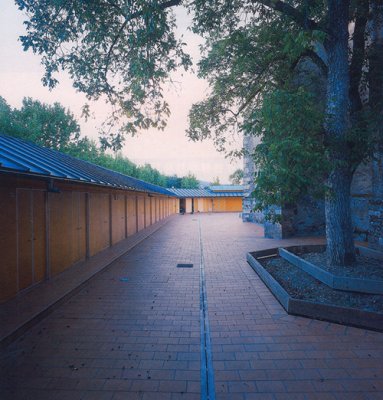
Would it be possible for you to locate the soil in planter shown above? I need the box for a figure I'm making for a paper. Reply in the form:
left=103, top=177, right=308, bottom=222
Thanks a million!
left=260, top=256, right=383, bottom=313
left=299, top=251, right=383, bottom=280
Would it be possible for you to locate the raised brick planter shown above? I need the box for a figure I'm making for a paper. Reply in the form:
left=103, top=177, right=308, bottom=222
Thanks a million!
left=247, top=250, right=383, bottom=332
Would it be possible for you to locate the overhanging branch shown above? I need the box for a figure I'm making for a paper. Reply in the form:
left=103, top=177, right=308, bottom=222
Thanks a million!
left=254, top=0, right=327, bottom=33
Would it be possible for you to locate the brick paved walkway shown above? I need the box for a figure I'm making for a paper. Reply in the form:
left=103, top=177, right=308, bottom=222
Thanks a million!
left=1, top=213, right=383, bottom=400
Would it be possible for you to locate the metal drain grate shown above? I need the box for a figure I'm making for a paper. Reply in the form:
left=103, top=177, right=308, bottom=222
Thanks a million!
left=177, top=263, right=193, bottom=268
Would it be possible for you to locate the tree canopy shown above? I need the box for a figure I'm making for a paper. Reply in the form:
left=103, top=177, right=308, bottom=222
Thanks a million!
left=180, top=172, right=199, bottom=188
left=229, top=168, right=243, bottom=185
left=0, top=96, right=81, bottom=150
left=15, top=0, right=383, bottom=265
left=0, top=96, right=199, bottom=188
left=16, top=0, right=192, bottom=149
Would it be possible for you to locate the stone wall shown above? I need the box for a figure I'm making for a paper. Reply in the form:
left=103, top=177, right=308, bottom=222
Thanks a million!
left=242, top=136, right=382, bottom=247
left=369, top=152, right=383, bottom=250
left=242, top=134, right=264, bottom=223
left=350, top=162, right=373, bottom=241
left=282, top=198, right=325, bottom=238
left=241, top=51, right=383, bottom=249
left=369, top=199, right=383, bottom=250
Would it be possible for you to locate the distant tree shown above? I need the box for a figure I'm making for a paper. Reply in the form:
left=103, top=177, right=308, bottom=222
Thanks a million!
left=181, top=173, right=199, bottom=189
left=65, top=137, right=104, bottom=164
left=211, top=177, right=221, bottom=186
left=166, top=175, right=182, bottom=188
left=138, top=163, right=167, bottom=186
left=0, top=96, right=170, bottom=187
left=0, top=97, right=13, bottom=134
left=229, top=169, right=243, bottom=185
left=1, top=97, right=81, bottom=151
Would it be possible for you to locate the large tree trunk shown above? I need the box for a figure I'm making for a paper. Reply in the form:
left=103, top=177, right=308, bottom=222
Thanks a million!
left=369, top=0, right=383, bottom=111
left=325, top=168, right=356, bottom=265
left=324, top=0, right=356, bottom=266
left=370, top=0, right=383, bottom=151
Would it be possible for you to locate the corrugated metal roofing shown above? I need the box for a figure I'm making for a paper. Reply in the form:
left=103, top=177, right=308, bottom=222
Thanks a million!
left=168, top=188, right=243, bottom=198
left=209, top=185, right=243, bottom=192
left=0, top=133, right=174, bottom=196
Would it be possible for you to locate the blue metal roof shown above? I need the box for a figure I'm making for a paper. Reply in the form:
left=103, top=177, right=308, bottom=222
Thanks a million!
left=168, top=188, right=243, bottom=198
left=209, top=185, right=243, bottom=192
left=0, top=133, right=174, bottom=196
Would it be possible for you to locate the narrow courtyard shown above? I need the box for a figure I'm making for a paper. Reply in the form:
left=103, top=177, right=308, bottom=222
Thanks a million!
left=1, top=213, right=383, bottom=400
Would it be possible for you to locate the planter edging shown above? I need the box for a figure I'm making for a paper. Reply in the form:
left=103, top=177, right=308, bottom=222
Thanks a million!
left=247, top=250, right=383, bottom=332
left=279, top=246, right=383, bottom=295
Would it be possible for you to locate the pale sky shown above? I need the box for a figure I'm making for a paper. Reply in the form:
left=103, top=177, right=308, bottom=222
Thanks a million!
left=0, top=1, right=242, bottom=183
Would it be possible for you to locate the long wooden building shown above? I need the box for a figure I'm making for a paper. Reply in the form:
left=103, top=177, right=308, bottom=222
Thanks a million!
left=0, top=134, right=178, bottom=303
left=168, top=186, right=243, bottom=213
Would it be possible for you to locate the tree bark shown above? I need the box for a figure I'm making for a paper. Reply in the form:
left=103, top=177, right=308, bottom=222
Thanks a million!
left=369, top=0, right=383, bottom=110
left=325, top=168, right=356, bottom=265
left=370, top=0, right=383, bottom=153
left=349, top=0, right=369, bottom=114
left=324, top=0, right=356, bottom=266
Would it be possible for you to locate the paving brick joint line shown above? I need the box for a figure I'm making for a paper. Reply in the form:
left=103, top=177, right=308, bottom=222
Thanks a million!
left=198, top=217, right=216, bottom=400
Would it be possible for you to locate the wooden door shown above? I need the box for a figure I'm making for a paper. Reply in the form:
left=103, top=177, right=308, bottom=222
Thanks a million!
left=145, top=197, right=151, bottom=228
left=137, top=196, right=145, bottom=231
left=72, top=192, right=87, bottom=263
left=17, top=189, right=46, bottom=290
left=89, top=193, right=110, bottom=256
left=127, top=195, right=137, bottom=236
left=111, top=194, right=126, bottom=245
left=32, top=191, right=46, bottom=283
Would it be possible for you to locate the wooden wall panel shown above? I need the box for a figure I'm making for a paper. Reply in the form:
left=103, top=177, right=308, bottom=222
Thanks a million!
left=111, top=194, right=126, bottom=245
left=194, top=198, right=203, bottom=212
left=49, top=191, right=74, bottom=276
left=17, top=189, right=33, bottom=290
left=0, top=186, right=17, bottom=303
left=185, top=199, right=192, bottom=213
left=156, top=198, right=160, bottom=222
left=170, top=198, right=174, bottom=214
left=212, top=198, right=219, bottom=212
left=127, top=195, right=137, bottom=236
left=150, top=197, right=154, bottom=225
left=137, top=196, right=145, bottom=231
left=32, top=191, right=46, bottom=283
left=17, top=189, right=46, bottom=289
left=220, top=198, right=227, bottom=211
left=175, top=198, right=180, bottom=214
left=225, top=197, right=243, bottom=211
left=152, top=198, right=156, bottom=222
left=145, top=197, right=151, bottom=228
left=204, top=198, right=213, bottom=212
left=50, top=191, right=86, bottom=276
left=89, top=193, right=110, bottom=256
left=202, top=198, right=208, bottom=212
left=72, top=192, right=86, bottom=264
